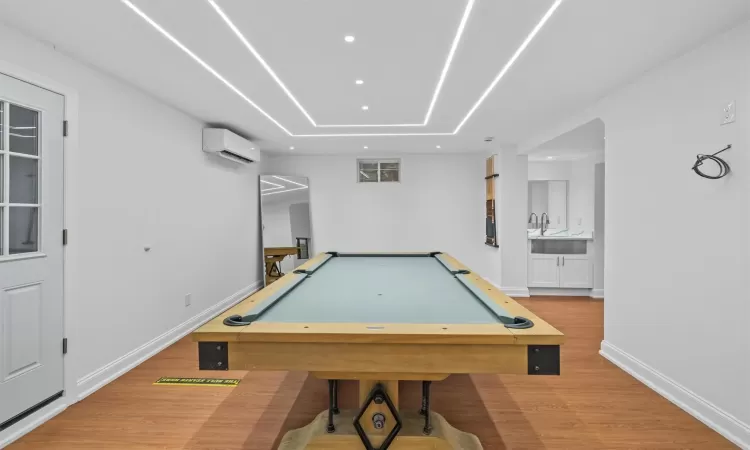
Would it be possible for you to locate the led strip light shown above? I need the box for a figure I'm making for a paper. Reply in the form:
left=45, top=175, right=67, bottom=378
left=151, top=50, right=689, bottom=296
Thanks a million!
left=207, top=0, right=475, bottom=128
left=121, top=0, right=564, bottom=138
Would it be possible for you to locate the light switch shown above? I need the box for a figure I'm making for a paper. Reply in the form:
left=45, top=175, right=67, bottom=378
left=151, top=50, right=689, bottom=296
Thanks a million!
left=721, top=101, right=736, bottom=125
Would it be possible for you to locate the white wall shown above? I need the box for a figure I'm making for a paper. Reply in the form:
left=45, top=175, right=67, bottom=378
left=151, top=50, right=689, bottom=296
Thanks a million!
left=0, top=22, right=261, bottom=403
left=528, top=161, right=571, bottom=180
left=593, top=163, right=605, bottom=294
left=568, top=157, right=597, bottom=232
left=526, top=20, right=750, bottom=446
left=496, top=152, right=529, bottom=295
left=263, top=153, right=503, bottom=283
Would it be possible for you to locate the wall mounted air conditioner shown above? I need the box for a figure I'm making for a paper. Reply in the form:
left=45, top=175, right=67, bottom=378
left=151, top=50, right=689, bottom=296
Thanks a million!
left=202, top=128, right=260, bottom=164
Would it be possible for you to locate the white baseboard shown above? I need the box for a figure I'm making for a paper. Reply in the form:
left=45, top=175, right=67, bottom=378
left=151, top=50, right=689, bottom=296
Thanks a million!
left=500, top=286, right=530, bottom=297
left=75, top=281, right=262, bottom=401
left=484, top=278, right=529, bottom=297
left=0, top=402, right=67, bottom=449
left=529, top=287, right=592, bottom=297
left=600, top=340, right=750, bottom=449
left=590, top=288, right=604, bottom=299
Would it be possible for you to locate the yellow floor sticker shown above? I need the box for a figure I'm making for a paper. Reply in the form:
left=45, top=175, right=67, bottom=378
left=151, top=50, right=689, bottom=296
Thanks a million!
left=153, top=377, right=240, bottom=387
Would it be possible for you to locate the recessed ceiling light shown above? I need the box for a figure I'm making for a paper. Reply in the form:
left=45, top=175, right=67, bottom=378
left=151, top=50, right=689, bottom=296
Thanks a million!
left=344, top=35, right=355, bottom=43
left=547, top=156, right=554, bottom=160
left=364, top=146, right=369, bottom=149
left=355, top=79, right=364, bottom=85
left=290, top=146, right=295, bottom=150
left=361, top=105, right=369, bottom=111
left=436, top=145, right=441, bottom=149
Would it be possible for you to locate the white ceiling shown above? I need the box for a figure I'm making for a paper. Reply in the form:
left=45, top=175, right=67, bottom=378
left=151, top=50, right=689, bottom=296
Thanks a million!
left=1, top=0, right=747, bottom=155
left=527, top=118, right=604, bottom=161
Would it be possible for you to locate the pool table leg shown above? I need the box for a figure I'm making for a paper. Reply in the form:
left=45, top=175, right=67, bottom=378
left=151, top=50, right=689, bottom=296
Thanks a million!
left=332, top=379, right=340, bottom=414
left=420, top=381, right=432, bottom=435
left=327, top=380, right=337, bottom=433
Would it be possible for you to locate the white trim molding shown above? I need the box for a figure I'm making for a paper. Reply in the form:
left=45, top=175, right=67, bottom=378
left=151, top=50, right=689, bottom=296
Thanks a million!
left=76, top=281, right=262, bottom=401
left=590, top=288, right=604, bottom=299
left=484, top=277, right=530, bottom=298
left=529, top=287, right=592, bottom=297
left=500, top=286, right=530, bottom=297
left=0, top=403, right=67, bottom=448
left=600, top=341, right=750, bottom=449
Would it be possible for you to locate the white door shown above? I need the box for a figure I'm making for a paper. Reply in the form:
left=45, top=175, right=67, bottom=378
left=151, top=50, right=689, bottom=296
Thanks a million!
left=527, top=254, right=560, bottom=288
left=0, top=73, right=65, bottom=429
left=547, top=181, right=567, bottom=228
left=559, top=255, right=592, bottom=288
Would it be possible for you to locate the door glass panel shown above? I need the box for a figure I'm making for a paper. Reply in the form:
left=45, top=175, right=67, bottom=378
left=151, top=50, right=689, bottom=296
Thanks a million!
left=0, top=102, right=4, bottom=150
left=9, top=156, right=38, bottom=204
left=0, top=207, right=4, bottom=255
left=9, top=104, right=38, bottom=156
left=9, top=207, right=38, bottom=254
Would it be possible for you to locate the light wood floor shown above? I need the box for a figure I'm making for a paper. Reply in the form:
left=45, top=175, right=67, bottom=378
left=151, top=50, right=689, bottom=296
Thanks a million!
left=9, top=297, right=735, bottom=449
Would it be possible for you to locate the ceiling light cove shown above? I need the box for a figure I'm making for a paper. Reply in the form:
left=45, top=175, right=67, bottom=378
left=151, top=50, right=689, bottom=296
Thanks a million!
left=206, top=0, right=475, bottom=129
left=119, top=0, right=293, bottom=136
left=452, top=0, right=564, bottom=134
left=121, top=0, right=562, bottom=138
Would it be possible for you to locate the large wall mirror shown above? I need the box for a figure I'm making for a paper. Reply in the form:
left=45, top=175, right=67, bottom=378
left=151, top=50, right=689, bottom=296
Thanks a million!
left=259, top=175, right=311, bottom=286
left=528, top=180, right=568, bottom=229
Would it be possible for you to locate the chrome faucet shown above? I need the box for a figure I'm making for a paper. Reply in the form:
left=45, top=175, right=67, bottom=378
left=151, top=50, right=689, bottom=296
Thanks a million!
left=540, top=213, right=550, bottom=235
left=528, top=213, right=538, bottom=229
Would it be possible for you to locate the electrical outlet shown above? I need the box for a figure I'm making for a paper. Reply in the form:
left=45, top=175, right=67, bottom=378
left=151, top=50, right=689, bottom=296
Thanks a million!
left=721, top=101, right=736, bottom=125
left=185, top=293, right=191, bottom=307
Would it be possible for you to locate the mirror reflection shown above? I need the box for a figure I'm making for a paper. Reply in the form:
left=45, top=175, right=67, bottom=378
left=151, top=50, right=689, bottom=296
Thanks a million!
left=259, top=175, right=311, bottom=286
left=528, top=180, right=568, bottom=230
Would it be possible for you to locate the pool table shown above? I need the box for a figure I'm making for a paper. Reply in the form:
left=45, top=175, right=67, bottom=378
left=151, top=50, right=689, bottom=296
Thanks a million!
left=193, top=252, right=564, bottom=450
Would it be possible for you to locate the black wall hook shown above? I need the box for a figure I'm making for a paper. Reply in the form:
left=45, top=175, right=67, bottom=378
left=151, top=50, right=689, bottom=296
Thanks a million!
left=692, top=144, right=731, bottom=179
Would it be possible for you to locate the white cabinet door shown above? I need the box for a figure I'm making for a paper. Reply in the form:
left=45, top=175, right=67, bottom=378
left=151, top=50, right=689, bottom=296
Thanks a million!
left=547, top=181, right=567, bottom=228
left=528, top=254, right=560, bottom=287
left=559, top=255, right=592, bottom=288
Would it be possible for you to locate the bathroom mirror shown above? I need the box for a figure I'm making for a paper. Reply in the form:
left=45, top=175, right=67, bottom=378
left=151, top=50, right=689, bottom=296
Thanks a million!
left=528, top=180, right=568, bottom=229
left=259, top=175, right=311, bottom=286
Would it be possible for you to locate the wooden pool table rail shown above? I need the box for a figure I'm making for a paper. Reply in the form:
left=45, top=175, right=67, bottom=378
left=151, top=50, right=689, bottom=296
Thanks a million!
left=193, top=252, right=563, bottom=375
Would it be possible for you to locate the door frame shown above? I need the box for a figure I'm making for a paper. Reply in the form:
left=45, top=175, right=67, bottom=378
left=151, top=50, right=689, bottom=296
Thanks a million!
left=0, top=58, right=78, bottom=440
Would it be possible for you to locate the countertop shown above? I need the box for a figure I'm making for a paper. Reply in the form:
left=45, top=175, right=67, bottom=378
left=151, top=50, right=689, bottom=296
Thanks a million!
left=527, top=229, right=593, bottom=240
